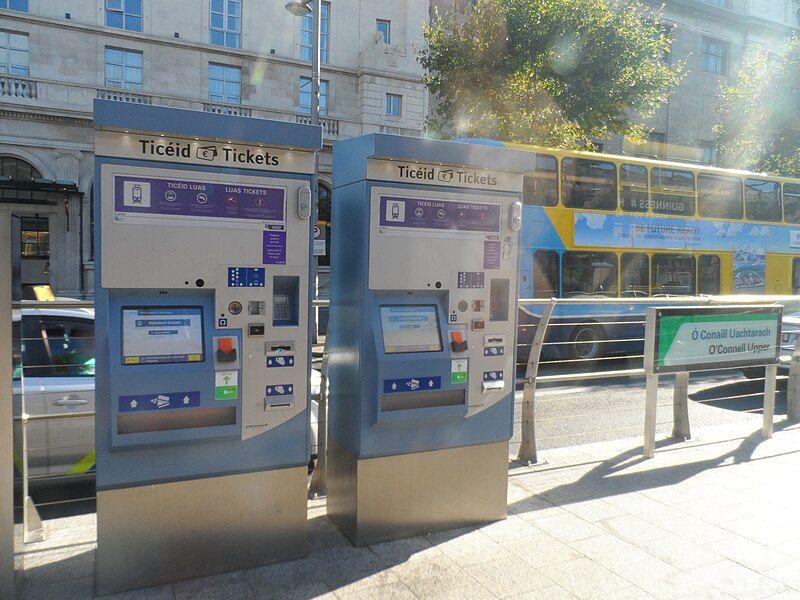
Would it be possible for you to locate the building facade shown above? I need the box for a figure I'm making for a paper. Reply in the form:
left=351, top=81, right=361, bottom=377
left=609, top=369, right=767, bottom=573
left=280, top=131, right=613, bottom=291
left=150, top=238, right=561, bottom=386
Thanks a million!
left=611, top=0, right=799, bottom=161
left=0, top=0, right=429, bottom=297
left=1, top=0, right=799, bottom=298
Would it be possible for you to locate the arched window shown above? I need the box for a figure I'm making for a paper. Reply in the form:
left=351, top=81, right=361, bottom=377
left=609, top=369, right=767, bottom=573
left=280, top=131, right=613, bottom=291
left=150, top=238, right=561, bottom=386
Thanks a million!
left=0, top=156, right=42, bottom=180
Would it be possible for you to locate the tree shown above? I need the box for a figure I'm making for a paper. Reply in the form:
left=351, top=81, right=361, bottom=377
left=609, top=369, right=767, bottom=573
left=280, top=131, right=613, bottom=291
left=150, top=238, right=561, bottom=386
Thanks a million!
left=418, top=0, right=683, bottom=148
left=715, top=36, right=800, bottom=177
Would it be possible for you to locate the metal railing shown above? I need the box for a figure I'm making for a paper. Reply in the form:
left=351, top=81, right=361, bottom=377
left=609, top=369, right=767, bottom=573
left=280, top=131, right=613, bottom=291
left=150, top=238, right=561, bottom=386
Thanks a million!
left=512, top=295, right=800, bottom=464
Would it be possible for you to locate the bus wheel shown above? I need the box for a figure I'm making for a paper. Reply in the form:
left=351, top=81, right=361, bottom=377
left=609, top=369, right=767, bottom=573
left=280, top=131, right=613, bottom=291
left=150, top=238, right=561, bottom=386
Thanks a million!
left=569, top=325, right=605, bottom=360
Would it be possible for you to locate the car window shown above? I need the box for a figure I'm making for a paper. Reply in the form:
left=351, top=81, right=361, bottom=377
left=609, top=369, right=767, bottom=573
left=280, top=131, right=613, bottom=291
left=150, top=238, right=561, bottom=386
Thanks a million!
left=12, top=319, right=22, bottom=380
left=21, top=314, right=95, bottom=377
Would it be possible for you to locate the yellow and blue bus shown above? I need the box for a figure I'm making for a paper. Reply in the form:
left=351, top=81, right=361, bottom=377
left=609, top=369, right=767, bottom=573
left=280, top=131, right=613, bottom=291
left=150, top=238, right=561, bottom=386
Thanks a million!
left=461, top=140, right=800, bottom=362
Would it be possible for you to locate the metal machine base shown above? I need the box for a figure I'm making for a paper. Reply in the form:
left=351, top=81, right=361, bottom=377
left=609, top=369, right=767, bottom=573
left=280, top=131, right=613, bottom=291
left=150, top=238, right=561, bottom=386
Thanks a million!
left=95, top=467, right=307, bottom=596
left=328, top=438, right=508, bottom=546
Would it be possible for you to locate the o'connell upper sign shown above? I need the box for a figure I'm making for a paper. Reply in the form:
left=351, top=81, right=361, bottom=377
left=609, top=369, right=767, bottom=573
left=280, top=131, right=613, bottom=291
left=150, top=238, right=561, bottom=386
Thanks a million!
left=646, top=305, right=782, bottom=374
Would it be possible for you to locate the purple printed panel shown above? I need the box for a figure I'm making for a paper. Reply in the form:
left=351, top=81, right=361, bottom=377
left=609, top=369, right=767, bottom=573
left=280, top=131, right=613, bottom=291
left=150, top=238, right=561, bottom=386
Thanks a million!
left=263, top=231, right=287, bottom=265
left=483, top=239, right=501, bottom=269
left=379, top=196, right=501, bottom=233
left=114, top=175, right=285, bottom=224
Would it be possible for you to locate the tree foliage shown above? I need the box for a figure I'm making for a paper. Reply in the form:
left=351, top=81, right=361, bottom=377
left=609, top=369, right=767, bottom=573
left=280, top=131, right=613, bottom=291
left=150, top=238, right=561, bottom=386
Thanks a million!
left=715, top=36, right=800, bottom=177
left=418, top=0, right=683, bottom=148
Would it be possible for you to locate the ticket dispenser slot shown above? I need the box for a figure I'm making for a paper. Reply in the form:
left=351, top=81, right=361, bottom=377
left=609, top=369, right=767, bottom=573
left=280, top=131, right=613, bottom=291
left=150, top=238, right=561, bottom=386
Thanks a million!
left=328, top=133, right=530, bottom=547
left=93, top=101, right=321, bottom=595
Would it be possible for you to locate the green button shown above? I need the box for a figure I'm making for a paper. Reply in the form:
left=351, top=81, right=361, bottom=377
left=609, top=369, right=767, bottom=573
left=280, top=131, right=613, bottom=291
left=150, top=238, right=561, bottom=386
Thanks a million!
left=216, top=386, right=238, bottom=400
left=451, top=372, right=467, bottom=384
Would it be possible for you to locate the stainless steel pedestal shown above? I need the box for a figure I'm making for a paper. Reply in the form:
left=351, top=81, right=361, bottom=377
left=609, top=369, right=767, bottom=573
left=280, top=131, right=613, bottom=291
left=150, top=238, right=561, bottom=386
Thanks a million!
left=95, top=466, right=307, bottom=596
left=327, top=437, right=508, bottom=546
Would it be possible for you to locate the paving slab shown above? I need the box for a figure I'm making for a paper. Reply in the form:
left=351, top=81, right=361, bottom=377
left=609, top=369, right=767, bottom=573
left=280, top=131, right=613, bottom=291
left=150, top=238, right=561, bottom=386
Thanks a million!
left=11, top=419, right=800, bottom=600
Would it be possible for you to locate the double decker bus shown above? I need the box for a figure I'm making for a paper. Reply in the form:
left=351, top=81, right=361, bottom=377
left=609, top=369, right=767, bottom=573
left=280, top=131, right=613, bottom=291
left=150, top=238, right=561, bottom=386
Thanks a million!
left=471, top=141, right=800, bottom=362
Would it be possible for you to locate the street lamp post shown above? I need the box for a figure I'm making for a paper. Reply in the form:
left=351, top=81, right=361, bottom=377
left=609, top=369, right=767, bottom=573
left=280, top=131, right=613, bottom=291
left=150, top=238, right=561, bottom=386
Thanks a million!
left=285, top=0, right=326, bottom=496
left=284, top=0, right=321, bottom=126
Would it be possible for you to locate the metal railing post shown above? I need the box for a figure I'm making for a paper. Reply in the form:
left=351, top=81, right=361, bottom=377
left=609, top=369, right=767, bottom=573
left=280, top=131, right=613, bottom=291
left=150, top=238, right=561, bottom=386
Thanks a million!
left=515, top=298, right=556, bottom=465
left=0, top=212, right=15, bottom=600
left=787, top=339, right=800, bottom=422
left=308, top=339, right=328, bottom=497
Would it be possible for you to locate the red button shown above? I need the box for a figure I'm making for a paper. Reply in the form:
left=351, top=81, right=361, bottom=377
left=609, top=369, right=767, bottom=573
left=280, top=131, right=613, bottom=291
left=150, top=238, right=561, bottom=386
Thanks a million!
left=219, top=337, right=234, bottom=353
left=451, top=331, right=463, bottom=344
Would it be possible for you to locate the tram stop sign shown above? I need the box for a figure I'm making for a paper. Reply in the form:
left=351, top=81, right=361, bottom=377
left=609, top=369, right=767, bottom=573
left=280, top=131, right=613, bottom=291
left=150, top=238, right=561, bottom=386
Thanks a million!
left=313, top=223, right=326, bottom=256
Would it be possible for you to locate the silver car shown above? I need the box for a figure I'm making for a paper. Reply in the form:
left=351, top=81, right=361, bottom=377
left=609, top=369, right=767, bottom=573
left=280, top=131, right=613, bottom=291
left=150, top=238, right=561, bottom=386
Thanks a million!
left=13, top=305, right=319, bottom=481
left=13, top=305, right=96, bottom=480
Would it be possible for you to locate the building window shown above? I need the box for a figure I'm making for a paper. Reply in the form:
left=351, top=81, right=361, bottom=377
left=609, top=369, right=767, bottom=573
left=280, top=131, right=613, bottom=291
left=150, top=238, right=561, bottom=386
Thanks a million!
left=20, top=215, right=49, bottom=259
left=647, top=132, right=666, bottom=159
left=210, top=0, right=241, bottom=49
left=376, top=19, right=391, bottom=44
left=300, top=1, right=329, bottom=64
left=702, top=37, right=727, bottom=75
left=0, top=156, right=40, bottom=180
left=386, top=93, right=402, bottom=117
left=105, top=48, right=143, bottom=90
left=0, top=30, right=29, bottom=76
left=702, top=0, right=728, bottom=7
left=208, top=63, right=241, bottom=104
left=299, top=77, right=328, bottom=115
left=700, top=140, right=717, bottom=165
left=106, top=0, right=142, bottom=32
left=0, top=0, right=28, bottom=12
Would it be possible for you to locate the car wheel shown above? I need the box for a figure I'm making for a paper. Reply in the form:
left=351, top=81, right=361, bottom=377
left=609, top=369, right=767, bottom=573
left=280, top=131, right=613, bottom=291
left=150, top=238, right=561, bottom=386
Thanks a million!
left=568, top=325, right=605, bottom=360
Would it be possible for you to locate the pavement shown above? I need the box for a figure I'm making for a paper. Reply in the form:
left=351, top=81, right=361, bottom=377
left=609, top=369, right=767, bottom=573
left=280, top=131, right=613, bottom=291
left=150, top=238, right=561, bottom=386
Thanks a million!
left=15, top=415, right=800, bottom=600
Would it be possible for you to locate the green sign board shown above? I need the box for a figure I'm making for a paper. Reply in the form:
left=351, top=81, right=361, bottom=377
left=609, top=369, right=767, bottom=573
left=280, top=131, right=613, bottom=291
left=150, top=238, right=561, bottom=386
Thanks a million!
left=646, top=305, right=782, bottom=374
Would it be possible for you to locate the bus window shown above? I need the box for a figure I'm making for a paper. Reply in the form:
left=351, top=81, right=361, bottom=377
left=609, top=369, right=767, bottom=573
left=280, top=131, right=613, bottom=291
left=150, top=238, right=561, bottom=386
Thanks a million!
left=621, top=253, right=649, bottom=297
left=698, top=255, right=721, bottom=295
left=698, top=173, right=743, bottom=219
left=562, top=251, right=618, bottom=297
left=650, top=168, right=695, bottom=216
left=745, top=179, right=781, bottom=222
left=533, top=250, right=559, bottom=298
left=784, top=183, right=800, bottom=224
left=523, top=154, right=558, bottom=206
left=652, top=254, right=696, bottom=295
left=793, top=258, right=800, bottom=295
left=561, top=157, right=617, bottom=211
left=620, top=164, right=648, bottom=213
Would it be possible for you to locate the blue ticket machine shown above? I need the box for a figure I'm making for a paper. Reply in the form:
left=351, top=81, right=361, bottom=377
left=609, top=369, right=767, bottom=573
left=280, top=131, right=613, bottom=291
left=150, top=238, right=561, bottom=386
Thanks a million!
left=328, top=135, right=534, bottom=545
left=93, top=101, right=321, bottom=594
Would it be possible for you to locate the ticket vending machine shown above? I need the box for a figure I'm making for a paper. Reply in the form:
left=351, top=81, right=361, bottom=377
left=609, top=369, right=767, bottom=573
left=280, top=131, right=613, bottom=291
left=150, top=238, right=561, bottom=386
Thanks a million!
left=93, top=101, right=321, bottom=594
left=328, top=135, right=534, bottom=545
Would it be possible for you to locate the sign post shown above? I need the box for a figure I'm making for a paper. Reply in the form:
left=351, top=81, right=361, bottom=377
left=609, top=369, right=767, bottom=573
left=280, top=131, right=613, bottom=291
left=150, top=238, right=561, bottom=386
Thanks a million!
left=643, top=305, right=782, bottom=458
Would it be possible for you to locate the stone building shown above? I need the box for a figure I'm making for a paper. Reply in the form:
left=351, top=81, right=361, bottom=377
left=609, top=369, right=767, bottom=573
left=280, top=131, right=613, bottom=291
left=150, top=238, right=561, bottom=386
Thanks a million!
left=432, top=0, right=798, bottom=162
left=1, top=0, right=799, bottom=297
left=617, top=0, right=800, bottom=162
left=0, top=0, right=429, bottom=297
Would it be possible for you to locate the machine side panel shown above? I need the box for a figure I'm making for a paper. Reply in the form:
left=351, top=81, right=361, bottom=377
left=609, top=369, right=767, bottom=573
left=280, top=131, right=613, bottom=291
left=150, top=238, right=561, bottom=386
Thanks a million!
left=328, top=180, right=370, bottom=457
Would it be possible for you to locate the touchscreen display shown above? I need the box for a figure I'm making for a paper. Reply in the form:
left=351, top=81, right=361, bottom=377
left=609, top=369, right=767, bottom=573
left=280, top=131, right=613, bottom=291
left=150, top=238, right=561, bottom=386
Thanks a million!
left=380, top=305, right=442, bottom=354
left=122, top=306, right=204, bottom=365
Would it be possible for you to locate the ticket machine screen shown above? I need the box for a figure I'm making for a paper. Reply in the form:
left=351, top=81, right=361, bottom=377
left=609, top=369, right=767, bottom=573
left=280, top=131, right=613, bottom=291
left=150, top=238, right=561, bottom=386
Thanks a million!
left=380, top=304, right=442, bottom=354
left=121, top=306, right=205, bottom=365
